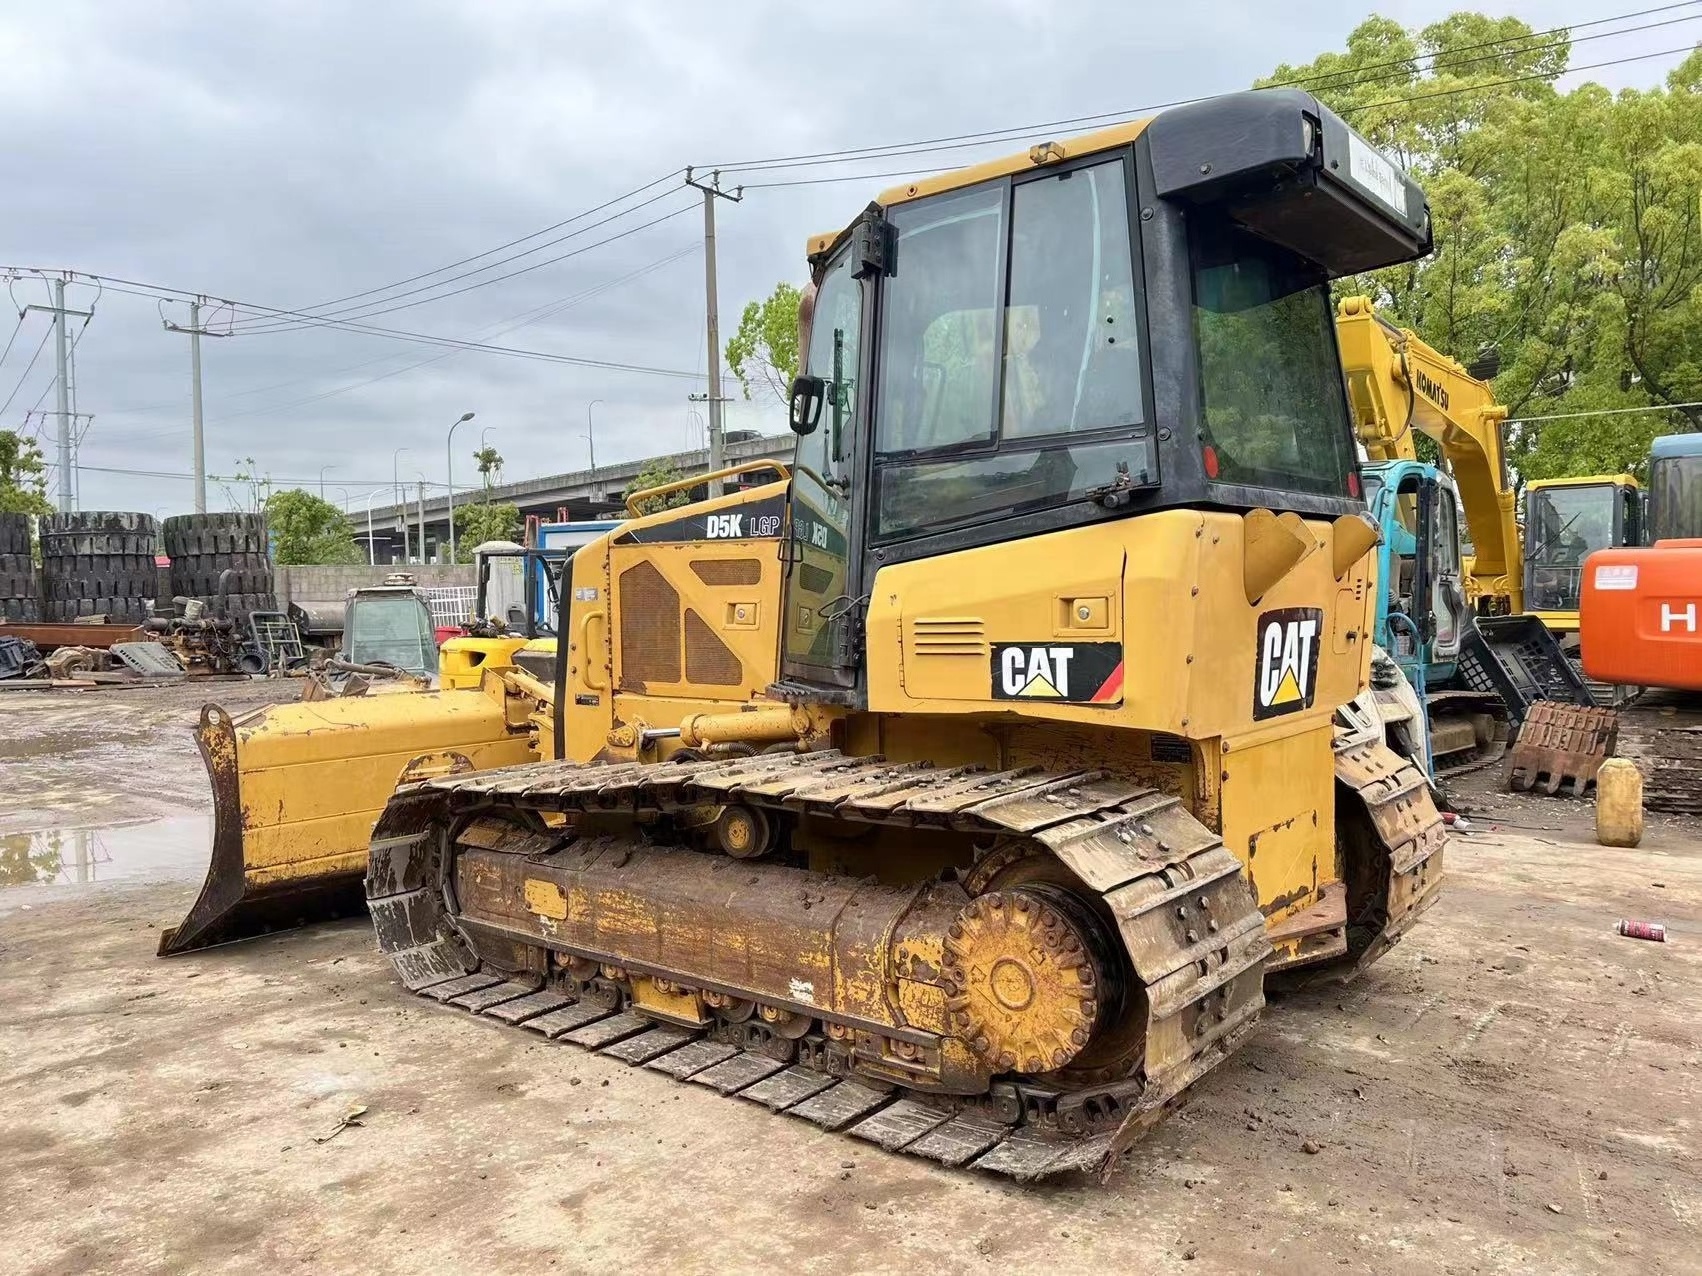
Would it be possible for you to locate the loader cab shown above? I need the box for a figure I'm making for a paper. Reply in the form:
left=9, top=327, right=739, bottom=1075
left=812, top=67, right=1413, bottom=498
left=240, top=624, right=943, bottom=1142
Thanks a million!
left=340, top=585, right=438, bottom=677
left=1523, top=476, right=1640, bottom=631
left=782, top=88, right=1431, bottom=692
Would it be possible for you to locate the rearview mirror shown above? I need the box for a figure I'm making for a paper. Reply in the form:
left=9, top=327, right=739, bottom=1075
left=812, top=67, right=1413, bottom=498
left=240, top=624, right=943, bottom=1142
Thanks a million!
left=789, top=374, right=825, bottom=436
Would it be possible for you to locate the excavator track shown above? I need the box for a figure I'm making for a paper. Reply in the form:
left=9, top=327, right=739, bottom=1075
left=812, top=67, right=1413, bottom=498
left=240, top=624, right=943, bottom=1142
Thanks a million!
left=1613, top=691, right=1702, bottom=815
left=366, top=750, right=1272, bottom=1181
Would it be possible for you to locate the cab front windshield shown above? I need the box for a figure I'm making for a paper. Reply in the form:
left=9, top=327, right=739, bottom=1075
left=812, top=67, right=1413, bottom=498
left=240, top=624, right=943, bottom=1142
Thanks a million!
left=1526, top=484, right=1616, bottom=612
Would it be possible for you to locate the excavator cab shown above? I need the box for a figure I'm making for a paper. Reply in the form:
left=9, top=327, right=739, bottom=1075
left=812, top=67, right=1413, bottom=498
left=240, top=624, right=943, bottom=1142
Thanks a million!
left=1523, top=476, right=1641, bottom=636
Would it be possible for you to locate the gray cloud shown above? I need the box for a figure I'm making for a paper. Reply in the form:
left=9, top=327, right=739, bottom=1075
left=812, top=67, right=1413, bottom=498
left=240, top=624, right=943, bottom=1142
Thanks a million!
left=0, top=0, right=1682, bottom=517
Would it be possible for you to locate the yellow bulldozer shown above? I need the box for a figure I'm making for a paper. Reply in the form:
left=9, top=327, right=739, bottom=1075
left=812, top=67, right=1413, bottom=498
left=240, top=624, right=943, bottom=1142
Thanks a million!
left=161, top=88, right=1446, bottom=1180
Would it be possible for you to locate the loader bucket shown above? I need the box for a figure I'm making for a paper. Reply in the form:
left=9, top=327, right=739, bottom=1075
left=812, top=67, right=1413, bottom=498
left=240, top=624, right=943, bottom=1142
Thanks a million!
left=158, top=688, right=534, bottom=955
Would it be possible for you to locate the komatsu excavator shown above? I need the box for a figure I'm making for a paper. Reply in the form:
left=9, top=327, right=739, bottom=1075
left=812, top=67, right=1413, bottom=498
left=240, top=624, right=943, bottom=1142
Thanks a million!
left=164, top=89, right=1446, bottom=1179
left=1334, top=300, right=1609, bottom=787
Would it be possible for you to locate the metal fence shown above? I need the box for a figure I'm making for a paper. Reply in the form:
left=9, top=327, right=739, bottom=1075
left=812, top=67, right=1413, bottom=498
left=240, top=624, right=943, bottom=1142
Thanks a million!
left=424, top=586, right=476, bottom=628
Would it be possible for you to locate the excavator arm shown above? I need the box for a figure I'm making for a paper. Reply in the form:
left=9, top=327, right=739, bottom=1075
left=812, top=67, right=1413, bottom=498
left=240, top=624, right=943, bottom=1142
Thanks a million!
left=1336, top=296, right=1523, bottom=614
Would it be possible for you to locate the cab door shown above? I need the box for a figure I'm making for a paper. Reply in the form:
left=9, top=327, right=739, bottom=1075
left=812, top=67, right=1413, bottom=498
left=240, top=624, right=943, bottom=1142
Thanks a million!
left=1424, top=478, right=1468, bottom=666
left=781, top=240, right=869, bottom=689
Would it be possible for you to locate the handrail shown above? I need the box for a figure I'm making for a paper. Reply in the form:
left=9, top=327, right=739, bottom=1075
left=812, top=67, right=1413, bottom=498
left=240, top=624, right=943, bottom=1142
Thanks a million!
left=622, top=460, right=791, bottom=516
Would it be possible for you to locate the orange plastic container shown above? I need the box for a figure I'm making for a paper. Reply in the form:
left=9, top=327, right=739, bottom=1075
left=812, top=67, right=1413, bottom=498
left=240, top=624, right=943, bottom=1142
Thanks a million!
left=1580, top=542, right=1702, bottom=690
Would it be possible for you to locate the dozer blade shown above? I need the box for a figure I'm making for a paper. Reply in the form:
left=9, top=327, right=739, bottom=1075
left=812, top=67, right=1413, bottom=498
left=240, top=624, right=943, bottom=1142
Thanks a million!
left=159, top=690, right=533, bottom=956
left=1507, top=701, right=1619, bottom=798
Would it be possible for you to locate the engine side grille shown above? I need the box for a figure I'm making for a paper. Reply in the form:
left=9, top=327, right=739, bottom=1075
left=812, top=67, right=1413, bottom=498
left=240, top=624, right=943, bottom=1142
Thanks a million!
left=684, top=608, right=742, bottom=687
left=620, top=559, right=681, bottom=689
left=690, top=558, right=762, bottom=587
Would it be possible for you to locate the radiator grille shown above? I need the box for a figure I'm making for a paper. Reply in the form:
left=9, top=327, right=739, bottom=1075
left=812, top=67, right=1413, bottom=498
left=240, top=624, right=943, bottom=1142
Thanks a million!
left=909, top=616, right=988, bottom=657
left=619, top=559, right=681, bottom=688
left=690, top=558, right=762, bottom=586
left=684, top=608, right=742, bottom=687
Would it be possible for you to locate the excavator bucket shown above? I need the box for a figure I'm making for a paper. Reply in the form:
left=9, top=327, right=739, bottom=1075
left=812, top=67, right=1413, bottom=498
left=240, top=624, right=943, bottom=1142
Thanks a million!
left=1507, top=701, right=1620, bottom=798
left=158, top=687, right=533, bottom=955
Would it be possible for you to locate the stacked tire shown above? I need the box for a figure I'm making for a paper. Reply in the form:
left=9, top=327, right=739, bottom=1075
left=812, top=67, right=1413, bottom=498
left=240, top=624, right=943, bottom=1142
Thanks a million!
left=41, top=511, right=158, bottom=623
left=0, top=512, right=40, bottom=623
left=162, top=512, right=275, bottom=625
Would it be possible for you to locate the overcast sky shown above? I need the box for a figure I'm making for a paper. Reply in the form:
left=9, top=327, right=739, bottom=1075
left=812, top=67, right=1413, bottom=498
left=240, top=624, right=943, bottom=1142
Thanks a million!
left=2, top=0, right=1691, bottom=519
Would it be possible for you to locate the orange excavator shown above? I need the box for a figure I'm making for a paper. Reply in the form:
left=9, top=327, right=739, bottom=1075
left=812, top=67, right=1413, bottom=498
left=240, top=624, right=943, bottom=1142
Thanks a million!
left=1580, top=431, right=1702, bottom=810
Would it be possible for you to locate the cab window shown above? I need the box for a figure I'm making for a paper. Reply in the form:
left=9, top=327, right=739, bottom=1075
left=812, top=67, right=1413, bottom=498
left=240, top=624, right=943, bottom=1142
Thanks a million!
left=872, top=158, right=1149, bottom=539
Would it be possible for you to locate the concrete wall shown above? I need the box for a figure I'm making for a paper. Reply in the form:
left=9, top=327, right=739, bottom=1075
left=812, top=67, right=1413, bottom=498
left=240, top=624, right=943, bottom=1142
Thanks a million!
left=277, top=564, right=475, bottom=632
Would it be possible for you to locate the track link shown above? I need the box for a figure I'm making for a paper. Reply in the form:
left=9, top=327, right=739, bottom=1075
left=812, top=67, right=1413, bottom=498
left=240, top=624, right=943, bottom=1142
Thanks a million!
left=366, top=750, right=1273, bottom=1180
left=1333, top=731, right=1447, bottom=968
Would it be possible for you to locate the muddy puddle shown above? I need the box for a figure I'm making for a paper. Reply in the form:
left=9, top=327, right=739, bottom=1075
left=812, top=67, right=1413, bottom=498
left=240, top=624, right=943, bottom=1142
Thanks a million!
left=0, top=814, right=210, bottom=891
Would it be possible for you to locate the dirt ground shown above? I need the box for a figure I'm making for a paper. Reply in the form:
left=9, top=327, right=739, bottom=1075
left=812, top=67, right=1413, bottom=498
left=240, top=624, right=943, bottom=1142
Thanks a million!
left=1, top=685, right=1698, bottom=1275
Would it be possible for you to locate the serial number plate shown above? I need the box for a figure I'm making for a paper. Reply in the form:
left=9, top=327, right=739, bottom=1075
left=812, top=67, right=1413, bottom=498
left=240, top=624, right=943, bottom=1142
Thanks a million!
left=1348, top=133, right=1407, bottom=217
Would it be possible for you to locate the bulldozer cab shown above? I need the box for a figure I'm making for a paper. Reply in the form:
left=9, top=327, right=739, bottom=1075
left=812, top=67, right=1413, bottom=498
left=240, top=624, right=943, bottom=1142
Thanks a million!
left=1523, top=476, right=1640, bottom=628
left=778, top=89, right=1430, bottom=694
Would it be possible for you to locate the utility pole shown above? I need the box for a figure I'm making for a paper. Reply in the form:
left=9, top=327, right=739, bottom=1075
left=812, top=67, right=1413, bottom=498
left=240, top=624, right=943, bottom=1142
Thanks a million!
left=23, top=280, right=93, bottom=512
left=392, top=447, right=409, bottom=562
left=163, top=300, right=229, bottom=514
left=417, top=479, right=427, bottom=565
left=685, top=168, right=742, bottom=493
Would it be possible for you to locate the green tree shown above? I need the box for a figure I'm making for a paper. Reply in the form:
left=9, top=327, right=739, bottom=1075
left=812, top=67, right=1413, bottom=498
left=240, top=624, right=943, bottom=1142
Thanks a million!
left=726, top=281, right=803, bottom=403
left=0, top=430, right=52, bottom=516
left=627, top=458, right=694, bottom=515
left=474, top=445, right=503, bottom=489
left=263, top=488, right=363, bottom=564
left=452, top=502, right=521, bottom=560
left=1260, top=21, right=1702, bottom=479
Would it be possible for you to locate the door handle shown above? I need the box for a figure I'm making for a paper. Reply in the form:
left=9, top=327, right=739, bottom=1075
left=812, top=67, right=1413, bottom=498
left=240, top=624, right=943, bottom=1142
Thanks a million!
left=579, top=611, right=608, bottom=690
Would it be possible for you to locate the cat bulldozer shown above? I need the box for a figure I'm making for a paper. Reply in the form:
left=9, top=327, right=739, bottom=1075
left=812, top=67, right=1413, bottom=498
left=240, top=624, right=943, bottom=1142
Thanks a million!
left=162, top=89, right=1446, bottom=1180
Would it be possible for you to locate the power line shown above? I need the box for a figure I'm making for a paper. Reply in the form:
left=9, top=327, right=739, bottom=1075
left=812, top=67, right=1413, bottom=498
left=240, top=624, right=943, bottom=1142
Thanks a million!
left=9, top=268, right=706, bottom=380
left=1509, top=400, right=1702, bottom=424
left=107, top=242, right=702, bottom=434
left=258, top=169, right=683, bottom=318
left=708, top=2, right=1702, bottom=175
left=0, top=312, right=25, bottom=373
left=228, top=187, right=693, bottom=332
left=1, top=325, right=51, bottom=416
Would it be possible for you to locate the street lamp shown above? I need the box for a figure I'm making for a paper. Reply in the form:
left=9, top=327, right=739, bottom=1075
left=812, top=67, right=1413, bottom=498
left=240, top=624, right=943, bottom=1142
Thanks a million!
left=445, top=410, right=476, bottom=563
left=586, top=399, right=603, bottom=507
left=319, top=464, right=336, bottom=500
left=360, top=487, right=393, bottom=565
left=391, top=447, right=409, bottom=561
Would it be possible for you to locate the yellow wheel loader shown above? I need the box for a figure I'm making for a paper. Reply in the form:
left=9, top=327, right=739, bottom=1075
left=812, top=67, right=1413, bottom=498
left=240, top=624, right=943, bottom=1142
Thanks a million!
left=165, top=89, right=1446, bottom=1179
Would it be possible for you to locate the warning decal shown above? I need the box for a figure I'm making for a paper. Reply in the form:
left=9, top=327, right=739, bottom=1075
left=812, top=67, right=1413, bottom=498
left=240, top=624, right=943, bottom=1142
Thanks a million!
left=990, top=643, right=1123, bottom=705
left=1253, top=607, right=1323, bottom=720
